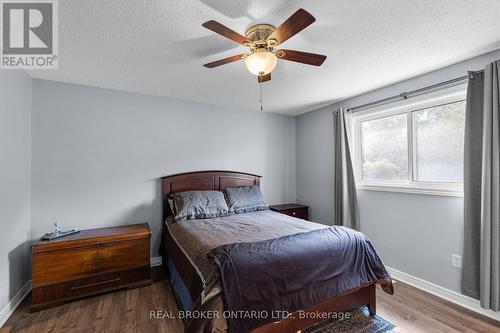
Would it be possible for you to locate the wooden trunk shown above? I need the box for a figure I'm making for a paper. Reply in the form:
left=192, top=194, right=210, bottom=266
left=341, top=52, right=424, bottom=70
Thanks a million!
left=31, top=223, right=152, bottom=311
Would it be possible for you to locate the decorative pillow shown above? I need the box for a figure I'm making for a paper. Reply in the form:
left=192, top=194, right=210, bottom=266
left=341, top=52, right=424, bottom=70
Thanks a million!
left=223, top=185, right=268, bottom=214
left=172, top=190, right=229, bottom=221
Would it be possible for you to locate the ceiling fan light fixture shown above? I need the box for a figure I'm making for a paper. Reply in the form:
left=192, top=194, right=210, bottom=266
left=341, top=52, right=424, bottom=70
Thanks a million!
left=244, top=49, right=277, bottom=76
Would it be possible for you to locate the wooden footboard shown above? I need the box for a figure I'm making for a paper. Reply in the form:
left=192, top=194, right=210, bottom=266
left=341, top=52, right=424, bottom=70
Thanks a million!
left=251, top=284, right=376, bottom=333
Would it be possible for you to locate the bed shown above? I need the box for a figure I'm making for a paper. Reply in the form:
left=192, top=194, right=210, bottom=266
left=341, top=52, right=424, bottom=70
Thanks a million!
left=159, top=170, right=393, bottom=333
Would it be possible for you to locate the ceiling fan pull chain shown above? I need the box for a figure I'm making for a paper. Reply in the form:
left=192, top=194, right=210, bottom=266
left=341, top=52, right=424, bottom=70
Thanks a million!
left=259, top=83, right=264, bottom=111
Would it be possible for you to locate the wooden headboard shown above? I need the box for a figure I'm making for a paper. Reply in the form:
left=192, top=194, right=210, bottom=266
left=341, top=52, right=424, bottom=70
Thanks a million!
left=161, top=170, right=261, bottom=219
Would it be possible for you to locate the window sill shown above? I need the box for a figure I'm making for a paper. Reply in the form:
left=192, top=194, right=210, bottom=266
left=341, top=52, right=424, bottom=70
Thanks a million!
left=356, top=183, right=463, bottom=197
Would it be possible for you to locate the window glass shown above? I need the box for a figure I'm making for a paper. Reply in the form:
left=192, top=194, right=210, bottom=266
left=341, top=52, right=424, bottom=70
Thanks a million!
left=413, top=101, right=465, bottom=182
left=361, top=114, right=408, bottom=181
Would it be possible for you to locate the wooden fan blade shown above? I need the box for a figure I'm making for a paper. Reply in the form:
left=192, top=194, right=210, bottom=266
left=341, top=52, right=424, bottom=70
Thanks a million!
left=202, top=20, right=250, bottom=45
left=267, top=9, right=315, bottom=46
left=258, top=73, right=271, bottom=83
left=276, top=49, right=326, bottom=66
left=203, top=54, right=245, bottom=68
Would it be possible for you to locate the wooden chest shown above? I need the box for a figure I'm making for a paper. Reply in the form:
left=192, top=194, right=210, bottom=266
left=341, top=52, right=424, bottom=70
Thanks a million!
left=31, top=223, right=151, bottom=311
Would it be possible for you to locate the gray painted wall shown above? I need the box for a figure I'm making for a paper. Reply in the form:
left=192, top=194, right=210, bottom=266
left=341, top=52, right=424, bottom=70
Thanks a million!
left=0, top=70, right=31, bottom=314
left=296, top=48, right=500, bottom=293
left=31, top=79, right=296, bottom=257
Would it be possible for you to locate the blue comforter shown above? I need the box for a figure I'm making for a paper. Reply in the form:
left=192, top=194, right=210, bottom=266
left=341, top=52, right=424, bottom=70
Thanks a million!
left=209, top=226, right=393, bottom=333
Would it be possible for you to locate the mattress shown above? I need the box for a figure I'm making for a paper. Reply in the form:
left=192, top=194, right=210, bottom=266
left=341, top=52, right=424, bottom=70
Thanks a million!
left=166, top=210, right=327, bottom=301
left=162, top=210, right=392, bottom=333
left=163, top=210, right=328, bottom=332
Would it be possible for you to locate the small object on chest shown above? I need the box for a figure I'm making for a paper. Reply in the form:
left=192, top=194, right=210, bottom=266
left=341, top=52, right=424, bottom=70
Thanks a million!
left=42, top=222, right=79, bottom=240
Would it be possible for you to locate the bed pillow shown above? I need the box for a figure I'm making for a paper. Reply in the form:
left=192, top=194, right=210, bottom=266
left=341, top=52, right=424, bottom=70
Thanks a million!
left=223, top=185, right=268, bottom=214
left=172, top=190, right=229, bottom=221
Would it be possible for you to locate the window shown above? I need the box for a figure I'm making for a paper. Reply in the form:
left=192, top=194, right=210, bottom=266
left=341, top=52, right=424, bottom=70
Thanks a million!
left=351, top=86, right=466, bottom=196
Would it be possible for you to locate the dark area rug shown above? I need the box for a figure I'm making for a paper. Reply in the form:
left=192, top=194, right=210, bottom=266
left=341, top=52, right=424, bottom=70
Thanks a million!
left=302, top=307, right=397, bottom=333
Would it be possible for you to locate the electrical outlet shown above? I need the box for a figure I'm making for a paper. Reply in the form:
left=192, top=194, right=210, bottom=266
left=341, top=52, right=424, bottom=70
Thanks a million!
left=452, top=254, right=462, bottom=268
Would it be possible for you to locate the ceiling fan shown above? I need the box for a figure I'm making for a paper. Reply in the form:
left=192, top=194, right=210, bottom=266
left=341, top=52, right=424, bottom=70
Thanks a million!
left=202, top=8, right=327, bottom=83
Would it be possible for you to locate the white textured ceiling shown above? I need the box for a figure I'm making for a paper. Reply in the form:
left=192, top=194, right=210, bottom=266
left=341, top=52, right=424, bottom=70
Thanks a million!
left=29, top=0, right=500, bottom=115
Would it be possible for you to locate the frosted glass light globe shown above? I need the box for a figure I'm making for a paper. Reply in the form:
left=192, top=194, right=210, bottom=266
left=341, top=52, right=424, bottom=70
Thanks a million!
left=244, top=49, right=277, bottom=76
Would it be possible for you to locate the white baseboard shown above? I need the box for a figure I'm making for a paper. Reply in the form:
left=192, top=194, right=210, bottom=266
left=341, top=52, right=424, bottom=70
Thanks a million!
left=150, top=256, right=162, bottom=267
left=386, top=266, right=500, bottom=322
left=0, top=280, right=31, bottom=327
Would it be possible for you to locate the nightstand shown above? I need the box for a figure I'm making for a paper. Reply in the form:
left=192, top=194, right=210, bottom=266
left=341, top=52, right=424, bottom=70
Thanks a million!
left=270, top=204, right=309, bottom=220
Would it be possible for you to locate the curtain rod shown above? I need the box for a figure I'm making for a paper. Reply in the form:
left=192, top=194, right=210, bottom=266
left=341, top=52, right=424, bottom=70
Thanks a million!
left=346, top=69, right=484, bottom=113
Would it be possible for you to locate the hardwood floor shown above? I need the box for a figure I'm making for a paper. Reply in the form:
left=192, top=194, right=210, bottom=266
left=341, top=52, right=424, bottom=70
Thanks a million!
left=377, top=282, right=499, bottom=333
left=2, top=268, right=498, bottom=333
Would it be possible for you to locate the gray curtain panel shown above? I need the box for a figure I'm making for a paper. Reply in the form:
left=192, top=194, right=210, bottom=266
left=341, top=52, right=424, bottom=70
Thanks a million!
left=462, top=60, right=500, bottom=311
left=333, top=108, right=360, bottom=230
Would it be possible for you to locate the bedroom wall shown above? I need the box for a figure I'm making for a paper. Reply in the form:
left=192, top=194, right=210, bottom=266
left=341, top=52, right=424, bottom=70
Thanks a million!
left=31, top=79, right=296, bottom=257
left=0, top=70, right=32, bottom=321
left=296, top=48, right=500, bottom=293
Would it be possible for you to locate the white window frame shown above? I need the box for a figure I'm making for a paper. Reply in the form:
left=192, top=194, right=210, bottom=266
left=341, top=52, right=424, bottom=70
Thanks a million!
left=350, top=84, right=467, bottom=197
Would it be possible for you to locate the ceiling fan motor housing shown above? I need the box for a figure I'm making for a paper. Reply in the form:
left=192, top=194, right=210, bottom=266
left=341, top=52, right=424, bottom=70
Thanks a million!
left=245, top=24, right=277, bottom=50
